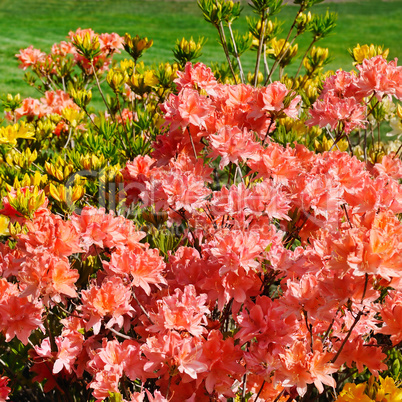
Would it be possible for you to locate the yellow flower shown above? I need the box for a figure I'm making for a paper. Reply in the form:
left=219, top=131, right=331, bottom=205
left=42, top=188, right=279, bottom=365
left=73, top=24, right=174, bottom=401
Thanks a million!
left=45, top=158, right=75, bottom=182
left=376, top=377, right=402, bottom=402
left=396, top=104, right=402, bottom=120
left=69, top=87, right=92, bottom=108
left=350, top=43, right=389, bottom=65
left=0, top=215, right=9, bottom=236
left=0, top=122, right=35, bottom=146
left=5, top=148, right=37, bottom=169
left=315, top=135, right=348, bottom=152
left=107, top=68, right=129, bottom=92
left=266, top=38, right=298, bottom=68
left=61, top=108, right=85, bottom=128
left=129, top=70, right=158, bottom=95
left=337, top=377, right=402, bottom=402
left=7, top=186, right=46, bottom=219
left=13, top=171, right=48, bottom=189
left=336, top=383, right=373, bottom=402
left=123, top=34, right=153, bottom=62
left=72, top=32, right=101, bottom=60
left=48, top=182, right=85, bottom=206
left=303, top=46, right=330, bottom=75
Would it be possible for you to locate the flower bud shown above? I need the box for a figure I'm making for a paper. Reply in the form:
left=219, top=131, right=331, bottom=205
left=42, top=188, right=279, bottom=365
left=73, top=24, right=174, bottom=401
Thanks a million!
left=123, top=34, right=153, bottom=62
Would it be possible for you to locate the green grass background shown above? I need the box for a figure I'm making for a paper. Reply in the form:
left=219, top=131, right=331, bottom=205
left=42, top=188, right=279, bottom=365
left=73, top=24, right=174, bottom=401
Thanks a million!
left=0, top=0, right=401, bottom=98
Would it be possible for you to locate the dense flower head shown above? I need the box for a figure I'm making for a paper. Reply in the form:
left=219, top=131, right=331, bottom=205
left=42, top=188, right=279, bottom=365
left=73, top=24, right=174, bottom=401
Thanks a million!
left=356, top=55, right=402, bottom=100
left=307, top=56, right=402, bottom=136
left=15, top=45, right=46, bottom=70
left=13, top=90, right=78, bottom=121
left=376, top=290, right=402, bottom=344
left=209, top=125, right=260, bottom=168
left=0, top=279, right=44, bottom=344
left=14, top=98, right=47, bottom=120
left=98, top=32, right=124, bottom=53
left=80, top=276, right=134, bottom=334
left=18, top=254, right=80, bottom=302
left=162, top=88, right=214, bottom=131
left=202, top=330, right=245, bottom=396
left=175, top=62, right=219, bottom=96
left=249, top=82, right=301, bottom=120
left=104, top=245, right=167, bottom=295
left=321, top=69, right=362, bottom=100
left=51, top=40, right=76, bottom=56
left=72, top=206, right=142, bottom=251
left=148, top=285, right=209, bottom=337
left=307, top=93, right=367, bottom=133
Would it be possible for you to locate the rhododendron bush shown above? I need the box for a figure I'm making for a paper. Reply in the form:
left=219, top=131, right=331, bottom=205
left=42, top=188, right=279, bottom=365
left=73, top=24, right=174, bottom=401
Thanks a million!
left=2, top=0, right=402, bottom=401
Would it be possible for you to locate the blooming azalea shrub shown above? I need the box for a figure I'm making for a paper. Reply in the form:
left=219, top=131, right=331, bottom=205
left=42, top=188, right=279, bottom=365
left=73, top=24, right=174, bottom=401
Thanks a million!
left=1, top=0, right=402, bottom=401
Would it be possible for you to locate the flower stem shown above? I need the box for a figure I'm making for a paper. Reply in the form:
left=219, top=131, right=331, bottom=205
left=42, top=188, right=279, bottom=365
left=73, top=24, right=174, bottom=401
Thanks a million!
left=253, top=10, right=266, bottom=87
left=295, top=37, right=317, bottom=79
left=228, top=22, right=245, bottom=83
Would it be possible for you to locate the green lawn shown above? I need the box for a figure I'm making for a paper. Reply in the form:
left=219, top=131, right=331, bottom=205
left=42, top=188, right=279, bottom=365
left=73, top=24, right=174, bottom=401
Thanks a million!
left=0, top=0, right=401, bottom=98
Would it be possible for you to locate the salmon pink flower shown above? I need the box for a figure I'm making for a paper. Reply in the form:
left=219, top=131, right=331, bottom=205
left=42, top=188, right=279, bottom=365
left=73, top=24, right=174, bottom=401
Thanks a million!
left=205, top=229, right=266, bottom=275
left=105, top=246, right=166, bottom=295
left=308, top=340, right=337, bottom=394
left=175, top=62, right=219, bottom=96
left=226, top=83, right=254, bottom=111
left=249, top=82, right=301, bottom=120
left=236, top=296, right=298, bottom=347
left=161, top=170, right=211, bottom=213
left=30, top=338, right=60, bottom=392
left=210, top=183, right=249, bottom=218
left=121, top=155, right=156, bottom=204
left=51, top=40, right=76, bottom=56
left=144, top=390, right=168, bottom=402
left=15, top=45, right=46, bottom=70
left=0, top=284, right=43, bottom=345
left=14, top=97, right=47, bottom=120
left=373, top=153, right=402, bottom=180
left=166, top=246, right=205, bottom=289
left=68, top=27, right=96, bottom=41
left=200, top=264, right=261, bottom=310
left=202, top=330, right=245, bottom=396
left=72, top=206, right=135, bottom=251
left=18, top=255, right=80, bottom=303
left=246, top=180, right=291, bottom=221
left=178, top=88, right=214, bottom=130
left=148, top=285, right=209, bottom=337
left=88, top=339, right=126, bottom=376
left=208, top=126, right=260, bottom=169
left=356, top=55, right=402, bottom=100
left=277, top=341, right=313, bottom=396
left=376, top=291, right=402, bottom=345
left=321, top=69, right=362, bottom=100
left=41, top=90, right=79, bottom=115
left=20, top=212, right=81, bottom=257
left=89, top=369, right=121, bottom=401
left=53, top=332, right=84, bottom=374
left=278, top=340, right=336, bottom=396
left=247, top=142, right=300, bottom=185
left=293, top=173, right=342, bottom=220
left=142, top=331, right=207, bottom=380
left=307, top=93, right=366, bottom=133
left=80, top=276, right=134, bottom=334
left=98, top=32, right=124, bottom=53
left=336, top=337, right=387, bottom=376
left=162, top=88, right=214, bottom=131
